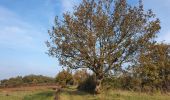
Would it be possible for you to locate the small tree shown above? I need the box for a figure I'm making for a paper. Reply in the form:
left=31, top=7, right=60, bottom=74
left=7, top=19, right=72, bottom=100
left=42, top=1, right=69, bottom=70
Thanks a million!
left=47, top=0, right=160, bottom=93
left=73, top=69, right=89, bottom=85
left=136, top=43, right=170, bottom=92
left=55, top=69, right=73, bottom=87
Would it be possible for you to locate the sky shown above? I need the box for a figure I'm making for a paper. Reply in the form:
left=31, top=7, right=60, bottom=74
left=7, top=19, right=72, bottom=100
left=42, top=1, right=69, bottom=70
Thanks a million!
left=0, top=0, right=170, bottom=80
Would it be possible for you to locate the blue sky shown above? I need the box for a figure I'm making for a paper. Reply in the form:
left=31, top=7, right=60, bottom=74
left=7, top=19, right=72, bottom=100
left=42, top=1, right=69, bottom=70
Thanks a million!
left=0, top=0, right=170, bottom=80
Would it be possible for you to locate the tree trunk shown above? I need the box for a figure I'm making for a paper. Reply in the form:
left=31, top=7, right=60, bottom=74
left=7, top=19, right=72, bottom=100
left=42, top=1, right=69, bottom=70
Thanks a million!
left=94, top=73, right=103, bottom=94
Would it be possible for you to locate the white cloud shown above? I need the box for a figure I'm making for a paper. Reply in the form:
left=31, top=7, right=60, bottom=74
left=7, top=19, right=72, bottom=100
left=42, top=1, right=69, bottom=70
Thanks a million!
left=60, top=0, right=80, bottom=13
left=0, top=2, right=60, bottom=80
left=0, top=6, right=45, bottom=51
left=61, top=0, right=74, bottom=12
left=0, top=26, right=34, bottom=49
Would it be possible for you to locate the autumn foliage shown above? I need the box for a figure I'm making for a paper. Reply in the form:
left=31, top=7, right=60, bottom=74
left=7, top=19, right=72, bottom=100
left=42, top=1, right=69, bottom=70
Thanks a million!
left=47, top=0, right=161, bottom=93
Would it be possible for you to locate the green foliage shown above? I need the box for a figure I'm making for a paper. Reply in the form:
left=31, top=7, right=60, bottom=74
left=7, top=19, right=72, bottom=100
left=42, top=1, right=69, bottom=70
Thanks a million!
left=0, top=76, right=23, bottom=88
left=23, top=75, right=54, bottom=85
left=23, top=91, right=54, bottom=100
left=0, top=75, right=55, bottom=88
left=102, top=76, right=122, bottom=89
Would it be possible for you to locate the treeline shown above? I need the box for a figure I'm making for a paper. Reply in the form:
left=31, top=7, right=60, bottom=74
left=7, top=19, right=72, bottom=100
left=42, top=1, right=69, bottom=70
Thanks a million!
left=56, top=69, right=170, bottom=93
left=0, top=75, right=55, bottom=88
left=1, top=43, right=169, bottom=93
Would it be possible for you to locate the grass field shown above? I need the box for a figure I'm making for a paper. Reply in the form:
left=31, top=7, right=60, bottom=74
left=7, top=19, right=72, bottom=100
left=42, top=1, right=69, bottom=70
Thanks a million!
left=59, top=86, right=170, bottom=100
left=0, top=86, right=169, bottom=100
left=0, top=86, right=55, bottom=100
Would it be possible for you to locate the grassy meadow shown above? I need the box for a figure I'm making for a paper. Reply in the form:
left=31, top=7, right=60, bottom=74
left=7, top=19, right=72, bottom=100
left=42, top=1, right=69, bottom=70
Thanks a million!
left=0, top=86, right=170, bottom=100
left=59, top=86, right=170, bottom=100
left=0, top=86, right=54, bottom=100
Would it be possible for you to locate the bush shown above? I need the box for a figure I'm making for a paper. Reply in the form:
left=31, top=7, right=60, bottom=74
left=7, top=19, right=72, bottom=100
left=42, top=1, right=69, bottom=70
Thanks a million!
left=77, top=75, right=96, bottom=93
left=102, top=77, right=122, bottom=90
left=0, top=76, right=23, bottom=88
left=73, top=69, right=89, bottom=85
left=55, top=69, right=74, bottom=87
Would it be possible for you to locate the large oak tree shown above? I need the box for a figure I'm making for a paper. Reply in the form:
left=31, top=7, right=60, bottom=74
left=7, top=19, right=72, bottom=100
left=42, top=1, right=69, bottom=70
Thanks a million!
left=47, top=0, right=160, bottom=93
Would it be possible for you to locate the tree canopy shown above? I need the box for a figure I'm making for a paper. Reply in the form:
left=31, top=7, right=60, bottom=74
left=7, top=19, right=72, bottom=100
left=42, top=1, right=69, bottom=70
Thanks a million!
left=47, top=0, right=160, bottom=93
left=135, top=43, right=170, bottom=91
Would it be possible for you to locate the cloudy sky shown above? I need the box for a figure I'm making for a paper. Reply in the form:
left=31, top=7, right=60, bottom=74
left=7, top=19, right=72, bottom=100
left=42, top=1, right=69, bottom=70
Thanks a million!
left=0, top=0, right=170, bottom=80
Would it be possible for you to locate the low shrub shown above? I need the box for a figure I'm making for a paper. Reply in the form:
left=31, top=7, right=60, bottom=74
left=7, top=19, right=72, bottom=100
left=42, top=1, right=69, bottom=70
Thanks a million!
left=77, top=75, right=96, bottom=93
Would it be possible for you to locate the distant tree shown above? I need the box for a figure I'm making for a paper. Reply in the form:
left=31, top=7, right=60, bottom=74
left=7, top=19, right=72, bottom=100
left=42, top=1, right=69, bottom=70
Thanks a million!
left=47, top=0, right=160, bottom=93
left=0, top=76, right=23, bottom=87
left=22, top=75, right=54, bottom=85
left=0, top=75, right=55, bottom=88
left=55, top=69, right=73, bottom=87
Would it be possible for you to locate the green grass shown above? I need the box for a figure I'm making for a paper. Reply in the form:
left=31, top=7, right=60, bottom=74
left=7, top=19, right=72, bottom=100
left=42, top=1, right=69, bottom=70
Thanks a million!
left=59, top=87, right=170, bottom=100
left=0, top=90, right=36, bottom=100
left=0, top=89, right=54, bottom=100
left=0, top=87, right=169, bottom=100
left=23, top=90, right=54, bottom=100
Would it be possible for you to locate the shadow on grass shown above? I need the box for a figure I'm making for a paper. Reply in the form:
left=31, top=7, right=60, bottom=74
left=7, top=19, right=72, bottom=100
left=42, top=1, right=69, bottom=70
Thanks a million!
left=61, top=88, right=92, bottom=96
